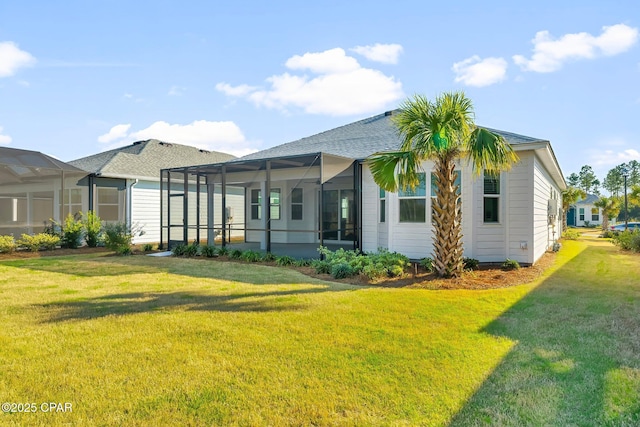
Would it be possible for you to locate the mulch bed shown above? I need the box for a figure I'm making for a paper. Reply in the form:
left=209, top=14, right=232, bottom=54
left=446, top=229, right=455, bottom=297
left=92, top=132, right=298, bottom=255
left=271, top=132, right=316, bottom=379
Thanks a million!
left=0, top=246, right=556, bottom=290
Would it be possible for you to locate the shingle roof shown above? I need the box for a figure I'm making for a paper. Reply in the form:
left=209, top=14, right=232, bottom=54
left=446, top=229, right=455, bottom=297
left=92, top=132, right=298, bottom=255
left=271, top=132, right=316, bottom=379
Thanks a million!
left=69, top=140, right=236, bottom=179
left=576, top=194, right=600, bottom=205
left=237, top=111, right=547, bottom=162
left=0, top=147, right=86, bottom=186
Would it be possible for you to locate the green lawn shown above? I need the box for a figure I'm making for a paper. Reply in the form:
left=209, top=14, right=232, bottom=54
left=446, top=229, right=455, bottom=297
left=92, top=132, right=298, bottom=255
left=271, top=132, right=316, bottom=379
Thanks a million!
left=0, top=235, right=638, bottom=426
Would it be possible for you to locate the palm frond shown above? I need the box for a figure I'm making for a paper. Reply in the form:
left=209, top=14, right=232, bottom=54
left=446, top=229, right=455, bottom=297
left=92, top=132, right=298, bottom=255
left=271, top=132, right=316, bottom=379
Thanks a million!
left=366, top=151, right=422, bottom=192
left=466, top=127, right=519, bottom=176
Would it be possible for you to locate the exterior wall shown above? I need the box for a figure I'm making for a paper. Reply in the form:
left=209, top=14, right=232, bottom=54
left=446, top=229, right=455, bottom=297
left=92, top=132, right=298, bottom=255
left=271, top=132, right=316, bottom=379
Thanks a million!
left=361, top=166, right=383, bottom=252
left=505, top=152, right=535, bottom=264
left=532, top=154, right=563, bottom=263
left=573, top=203, right=602, bottom=227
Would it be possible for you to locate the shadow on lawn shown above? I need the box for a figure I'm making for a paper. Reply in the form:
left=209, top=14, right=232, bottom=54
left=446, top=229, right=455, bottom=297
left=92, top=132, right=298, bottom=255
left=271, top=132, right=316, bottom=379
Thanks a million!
left=449, top=239, right=640, bottom=426
left=39, top=287, right=337, bottom=322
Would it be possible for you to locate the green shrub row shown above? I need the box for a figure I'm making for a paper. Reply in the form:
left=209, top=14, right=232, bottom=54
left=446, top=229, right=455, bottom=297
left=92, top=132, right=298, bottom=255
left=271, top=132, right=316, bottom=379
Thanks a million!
left=317, top=246, right=410, bottom=280
left=0, top=233, right=61, bottom=253
left=612, top=229, right=640, bottom=252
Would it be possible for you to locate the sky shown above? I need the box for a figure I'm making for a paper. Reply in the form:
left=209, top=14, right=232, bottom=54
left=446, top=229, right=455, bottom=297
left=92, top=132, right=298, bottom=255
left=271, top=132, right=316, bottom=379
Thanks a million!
left=1, top=0, right=639, bottom=181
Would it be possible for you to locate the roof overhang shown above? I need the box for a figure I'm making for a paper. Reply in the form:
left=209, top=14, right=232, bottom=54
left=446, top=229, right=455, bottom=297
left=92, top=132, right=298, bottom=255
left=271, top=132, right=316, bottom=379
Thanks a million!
left=513, top=141, right=567, bottom=191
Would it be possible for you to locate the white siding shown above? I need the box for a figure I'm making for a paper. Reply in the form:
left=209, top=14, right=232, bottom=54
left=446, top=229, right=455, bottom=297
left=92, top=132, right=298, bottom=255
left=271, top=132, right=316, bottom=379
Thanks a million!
left=532, top=154, right=563, bottom=263
left=472, top=170, right=506, bottom=262
left=131, top=181, right=160, bottom=244
left=506, top=152, right=534, bottom=264
left=361, top=166, right=383, bottom=253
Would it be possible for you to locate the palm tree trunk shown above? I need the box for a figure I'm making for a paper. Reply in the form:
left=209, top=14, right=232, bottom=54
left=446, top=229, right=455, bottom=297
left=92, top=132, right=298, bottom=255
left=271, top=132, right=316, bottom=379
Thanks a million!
left=432, top=156, right=464, bottom=277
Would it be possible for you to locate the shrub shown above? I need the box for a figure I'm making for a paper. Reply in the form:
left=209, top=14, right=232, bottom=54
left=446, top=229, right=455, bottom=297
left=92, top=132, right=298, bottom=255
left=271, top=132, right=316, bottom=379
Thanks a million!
left=294, top=259, right=311, bottom=267
left=172, top=244, right=187, bottom=256
left=84, top=211, right=102, bottom=247
left=217, top=247, right=229, bottom=257
left=116, top=245, right=132, bottom=256
left=331, top=262, right=354, bottom=279
left=612, top=230, right=640, bottom=252
left=200, top=245, right=217, bottom=257
left=463, top=257, right=480, bottom=271
left=229, top=249, right=243, bottom=260
left=563, top=229, right=581, bottom=240
left=601, top=230, right=616, bottom=239
left=261, top=252, right=277, bottom=262
left=312, top=259, right=331, bottom=274
left=184, top=242, right=200, bottom=257
left=241, top=250, right=262, bottom=262
left=362, top=263, right=388, bottom=280
left=502, top=259, right=521, bottom=270
left=316, top=246, right=409, bottom=279
left=276, top=255, right=295, bottom=266
left=142, top=243, right=154, bottom=252
left=420, top=257, right=434, bottom=273
left=61, top=213, right=84, bottom=249
left=16, top=233, right=60, bottom=252
left=0, top=235, right=16, bottom=253
left=103, top=222, right=142, bottom=255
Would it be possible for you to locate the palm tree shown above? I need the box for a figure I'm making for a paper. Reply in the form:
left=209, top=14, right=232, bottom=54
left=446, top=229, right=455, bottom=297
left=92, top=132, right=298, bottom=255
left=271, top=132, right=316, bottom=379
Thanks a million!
left=594, top=196, right=620, bottom=231
left=367, top=92, right=518, bottom=277
left=562, top=187, right=586, bottom=231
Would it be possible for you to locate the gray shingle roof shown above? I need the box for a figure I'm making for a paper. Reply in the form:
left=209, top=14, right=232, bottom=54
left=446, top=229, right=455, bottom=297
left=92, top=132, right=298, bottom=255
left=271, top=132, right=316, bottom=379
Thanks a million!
left=576, top=194, right=600, bottom=205
left=69, top=140, right=236, bottom=179
left=237, top=111, right=547, bottom=162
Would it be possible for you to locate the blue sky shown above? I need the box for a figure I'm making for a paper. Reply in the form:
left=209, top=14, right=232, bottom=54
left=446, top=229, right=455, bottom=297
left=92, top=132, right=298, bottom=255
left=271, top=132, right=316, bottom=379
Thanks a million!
left=1, top=0, right=639, bottom=181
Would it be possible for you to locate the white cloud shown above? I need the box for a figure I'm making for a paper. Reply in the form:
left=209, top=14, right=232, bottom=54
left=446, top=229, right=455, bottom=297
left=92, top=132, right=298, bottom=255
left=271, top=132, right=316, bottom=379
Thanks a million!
left=97, top=120, right=259, bottom=157
left=590, top=147, right=640, bottom=169
left=217, top=47, right=403, bottom=116
left=452, top=55, right=508, bottom=87
left=0, top=41, right=36, bottom=78
left=513, top=23, right=639, bottom=73
left=98, top=124, right=132, bottom=143
left=168, top=86, right=185, bottom=96
left=0, top=126, right=11, bottom=145
left=351, top=43, right=403, bottom=64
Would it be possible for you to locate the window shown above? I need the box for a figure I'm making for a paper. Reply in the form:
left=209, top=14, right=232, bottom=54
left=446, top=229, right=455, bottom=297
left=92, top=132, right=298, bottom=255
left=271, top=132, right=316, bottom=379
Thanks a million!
left=96, top=187, right=121, bottom=221
left=291, top=188, right=303, bottom=220
left=379, top=187, right=386, bottom=223
left=60, top=188, right=83, bottom=218
left=591, top=207, right=599, bottom=221
left=251, top=189, right=261, bottom=220
left=431, top=171, right=461, bottom=223
left=399, top=173, right=426, bottom=222
left=483, top=172, right=500, bottom=223
left=579, top=208, right=585, bottom=221
left=270, top=188, right=281, bottom=220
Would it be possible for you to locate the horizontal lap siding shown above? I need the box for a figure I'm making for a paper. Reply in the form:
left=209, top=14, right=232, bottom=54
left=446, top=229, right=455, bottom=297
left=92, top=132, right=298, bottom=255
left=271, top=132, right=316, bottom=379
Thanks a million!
left=532, top=154, right=561, bottom=263
left=131, top=181, right=160, bottom=243
left=506, top=153, right=534, bottom=264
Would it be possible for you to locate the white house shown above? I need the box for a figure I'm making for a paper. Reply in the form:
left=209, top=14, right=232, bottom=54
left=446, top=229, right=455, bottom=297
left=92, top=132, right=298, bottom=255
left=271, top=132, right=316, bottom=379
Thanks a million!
left=567, top=194, right=602, bottom=227
left=68, top=139, right=243, bottom=244
left=162, top=111, right=566, bottom=265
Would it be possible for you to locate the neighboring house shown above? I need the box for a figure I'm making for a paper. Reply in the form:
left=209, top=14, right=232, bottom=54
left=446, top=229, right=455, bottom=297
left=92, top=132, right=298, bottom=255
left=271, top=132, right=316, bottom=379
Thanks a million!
left=0, top=147, right=87, bottom=236
left=162, top=111, right=566, bottom=265
left=567, top=194, right=602, bottom=227
left=68, top=140, right=240, bottom=244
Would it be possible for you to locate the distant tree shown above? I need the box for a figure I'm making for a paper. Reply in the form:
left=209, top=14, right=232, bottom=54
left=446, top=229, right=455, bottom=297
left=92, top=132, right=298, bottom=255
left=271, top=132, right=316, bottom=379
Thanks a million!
left=562, top=187, right=586, bottom=231
left=627, top=160, right=640, bottom=187
left=602, top=165, right=625, bottom=197
left=566, top=173, right=580, bottom=187
left=594, top=196, right=620, bottom=231
left=578, top=165, right=600, bottom=195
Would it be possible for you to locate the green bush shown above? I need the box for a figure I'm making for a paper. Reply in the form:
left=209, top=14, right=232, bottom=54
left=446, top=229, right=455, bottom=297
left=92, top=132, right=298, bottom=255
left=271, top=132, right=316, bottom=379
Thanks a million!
left=200, top=245, right=217, bottom=257
left=184, top=242, right=200, bottom=257
left=16, top=233, right=60, bottom=252
left=316, top=246, right=409, bottom=279
left=276, top=255, right=295, bottom=266
left=294, top=259, right=311, bottom=267
left=502, top=259, right=521, bottom=271
left=601, top=230, right=616, bottom=239
left=172, top=244, right=187, bottom=256
left=83, top=211, right=102, bottom=247
left=312, top=259, right=331, bottom=274
left=241, top=250, right=262, bottom=262
left=362, top=263, right=388, bottom=280
left=0, top=235, right=16, bottom=253
left=463, top=257, right=480, bottom=271
left=61, top=213, right=84, bottom=249
left=261, top=252, right=277, bottom=262
left=563, top=229, right=581, bottom=240
left=103, top=222, right=142, bottom=255
left=229, top=249, right=243, bottom=260
left=142, top=243, right=154, bottom=252
left=612, top=230, right=640, bottom=252
left=116, top=245, right=132, bottom=256
left=217, top=247, right=229, bottom=257
left=420, top=257, right=434, bottom=273
left=331, top=262, right=354, bottom=279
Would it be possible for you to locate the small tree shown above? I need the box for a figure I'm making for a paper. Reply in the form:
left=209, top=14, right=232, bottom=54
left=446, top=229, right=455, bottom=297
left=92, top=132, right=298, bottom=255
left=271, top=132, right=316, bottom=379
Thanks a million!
left=61, top=213, right=84, bottom=249
left=594, top=196, right=620, bottom=231
left=83, top=211, right=103, bottom=247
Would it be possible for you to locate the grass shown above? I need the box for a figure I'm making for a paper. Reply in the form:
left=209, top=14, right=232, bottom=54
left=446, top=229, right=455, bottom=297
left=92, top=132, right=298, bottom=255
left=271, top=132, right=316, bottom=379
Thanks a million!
left=0, top=236, right=638, bottom=425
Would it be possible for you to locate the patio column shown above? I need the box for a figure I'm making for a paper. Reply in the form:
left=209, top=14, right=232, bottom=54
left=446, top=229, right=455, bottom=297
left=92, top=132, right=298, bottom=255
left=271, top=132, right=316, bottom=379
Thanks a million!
left=221, top=165, right=227, bottom=247
left=159, top=170, right=164, bottom=250
left=265, top=160, right=271, bottom=253
left=183, top=170, right=188, bottom=244
left=206, top=175, right=215, bottom=246
left=196, top=173, right=201, bottom=244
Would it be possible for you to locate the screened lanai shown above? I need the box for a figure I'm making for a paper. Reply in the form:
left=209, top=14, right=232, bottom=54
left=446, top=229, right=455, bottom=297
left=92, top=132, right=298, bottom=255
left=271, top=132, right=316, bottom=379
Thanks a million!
left=0, top=147, right=88, bottom=236
left=160, top=152, right=362, bottom=257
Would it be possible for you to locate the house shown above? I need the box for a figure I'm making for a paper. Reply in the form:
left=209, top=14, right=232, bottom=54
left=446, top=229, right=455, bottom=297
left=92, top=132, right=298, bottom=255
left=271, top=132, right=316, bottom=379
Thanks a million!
left=0, top=147, right=87, bottom=236
left=161, top=111, right=566, bottom=265
left=68, top=139, right=241, bottom=244
left=567, top=194, right=602, bottom=227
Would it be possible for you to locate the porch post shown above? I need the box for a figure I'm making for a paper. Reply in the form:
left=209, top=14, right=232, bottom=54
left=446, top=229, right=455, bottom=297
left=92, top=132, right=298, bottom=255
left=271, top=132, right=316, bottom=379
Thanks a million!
left=196, top=172, right=201, bottom=244
left=159, top=170, right=164, bottom=250
left=265, top=160, right=271, bottom=253
left=319, top=154, right=324, bottom=259
left=167, top=170, right=171, bottom=249
left=183, top=170, right=188, bottom=244
left=221, top=165, right=227, bottom=247
left=353, top=161, right=360, bottom=251
left=206, top=175, right=215, bottom=246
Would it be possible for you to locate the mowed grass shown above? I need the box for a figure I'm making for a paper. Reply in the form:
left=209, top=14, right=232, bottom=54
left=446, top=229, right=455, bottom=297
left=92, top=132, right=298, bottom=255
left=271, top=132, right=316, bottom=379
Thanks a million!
left=0, top=235, right=638, bottom=426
